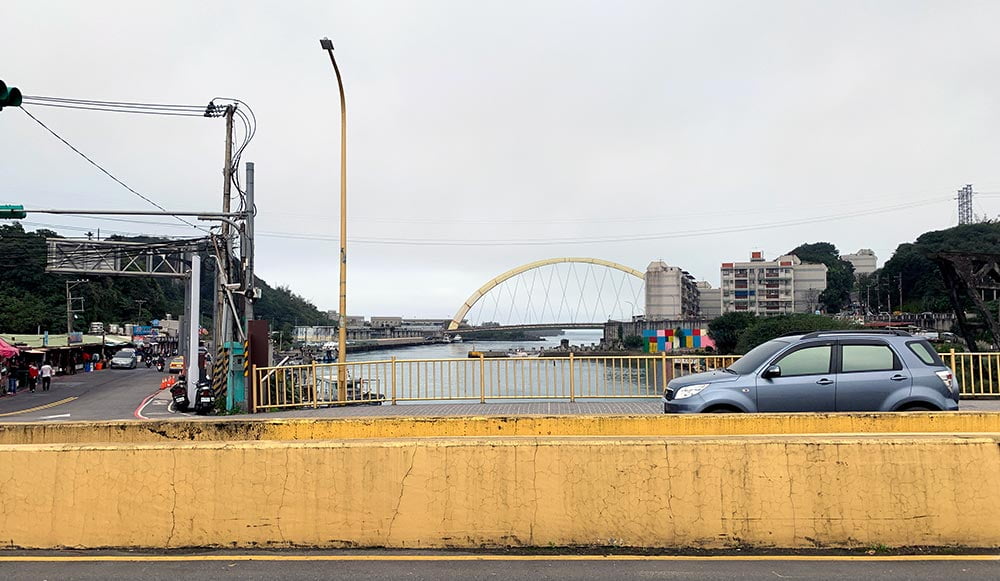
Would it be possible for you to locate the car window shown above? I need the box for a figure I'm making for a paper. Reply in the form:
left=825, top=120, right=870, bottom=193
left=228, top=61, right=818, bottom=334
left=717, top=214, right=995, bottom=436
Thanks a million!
left=729, top=339, right=789, bottom=374
left=906, top=340, right=944, bottom=366
left=841, top=344, right=899, bottom=373
left=775, top=345, right=831, bottom=376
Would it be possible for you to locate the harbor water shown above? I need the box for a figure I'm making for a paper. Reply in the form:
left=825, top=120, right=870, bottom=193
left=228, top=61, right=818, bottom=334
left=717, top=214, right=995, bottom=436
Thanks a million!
left=345, top=329, right=606, bottom=363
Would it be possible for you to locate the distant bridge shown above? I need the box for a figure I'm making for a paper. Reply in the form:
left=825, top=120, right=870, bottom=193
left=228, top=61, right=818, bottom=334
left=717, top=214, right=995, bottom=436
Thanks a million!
left=448, top=258, right=645, bottom=331
left=454, top=322, right=607, bottom=333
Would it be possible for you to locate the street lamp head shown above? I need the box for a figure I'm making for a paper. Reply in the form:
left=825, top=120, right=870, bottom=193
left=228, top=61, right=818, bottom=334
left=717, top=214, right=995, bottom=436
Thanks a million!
left=320, top=38, right=334, bottom=51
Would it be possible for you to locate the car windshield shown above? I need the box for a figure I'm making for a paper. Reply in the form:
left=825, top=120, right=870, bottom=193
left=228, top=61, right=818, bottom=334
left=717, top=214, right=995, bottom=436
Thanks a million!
left=113, top=351, right=131, bottom=358
left=726, top=339, right=790, bottom=375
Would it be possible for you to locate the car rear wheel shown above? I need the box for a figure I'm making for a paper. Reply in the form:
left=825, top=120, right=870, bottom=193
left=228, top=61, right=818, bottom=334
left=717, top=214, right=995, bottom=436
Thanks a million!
left=901, top=404, right=935, bottom=412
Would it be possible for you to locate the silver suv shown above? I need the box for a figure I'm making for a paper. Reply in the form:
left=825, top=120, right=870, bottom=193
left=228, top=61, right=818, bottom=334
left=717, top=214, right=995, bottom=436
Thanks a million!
left=664, top=330, right=959, bottom=413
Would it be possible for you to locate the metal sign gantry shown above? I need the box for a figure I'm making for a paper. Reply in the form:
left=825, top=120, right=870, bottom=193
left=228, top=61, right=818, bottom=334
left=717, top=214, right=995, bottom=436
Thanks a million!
left=46, top=238, right=204, bottom=278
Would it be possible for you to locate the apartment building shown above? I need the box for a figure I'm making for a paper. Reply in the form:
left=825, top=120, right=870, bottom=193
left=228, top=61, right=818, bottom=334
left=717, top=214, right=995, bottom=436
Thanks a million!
left=720, top=252, right=828, bottom=315
left=695, top=281, right=722, bottom=318
left=842, top=248, right=878, bottom=276
left=644, top=261, right=700, bottom=319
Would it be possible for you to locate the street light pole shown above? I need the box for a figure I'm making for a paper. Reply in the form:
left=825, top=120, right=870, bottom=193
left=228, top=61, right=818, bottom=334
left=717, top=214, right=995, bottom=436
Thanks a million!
left=320, top=37, right=349, bottom=402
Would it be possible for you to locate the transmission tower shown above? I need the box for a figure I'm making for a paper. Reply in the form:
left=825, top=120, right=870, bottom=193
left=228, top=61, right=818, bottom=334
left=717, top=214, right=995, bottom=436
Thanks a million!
left=957, top=184, right=974, bottom=225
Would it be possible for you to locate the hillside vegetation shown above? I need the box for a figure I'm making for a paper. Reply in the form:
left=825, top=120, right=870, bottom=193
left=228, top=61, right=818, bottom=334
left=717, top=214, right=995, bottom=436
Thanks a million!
left=0, top=223, right=329, bottom=337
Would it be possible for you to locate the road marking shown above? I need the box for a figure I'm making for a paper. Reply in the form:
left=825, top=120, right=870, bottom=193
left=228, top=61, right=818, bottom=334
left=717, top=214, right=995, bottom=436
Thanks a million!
left=38, top=413, right=71, bottom=420
left=133, top=391, right=160, bottom=420
left=0, top=554, right=996, bottom=563
left=0, top=397, right=77, bottom=417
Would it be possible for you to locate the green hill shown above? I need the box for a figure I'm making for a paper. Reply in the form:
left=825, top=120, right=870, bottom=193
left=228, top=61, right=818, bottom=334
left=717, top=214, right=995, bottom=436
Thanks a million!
left=0, top=222, right=329, bottom=337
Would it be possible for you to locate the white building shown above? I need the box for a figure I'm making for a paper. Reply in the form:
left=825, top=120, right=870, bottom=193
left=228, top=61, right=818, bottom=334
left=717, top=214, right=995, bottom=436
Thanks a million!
left=695, top=281, right=722, bottom=318
left=720, top=252, right=828, bottom=315
left=644, top=261, right=699, bottom=319
left=842, top=249, right=878, bottom=276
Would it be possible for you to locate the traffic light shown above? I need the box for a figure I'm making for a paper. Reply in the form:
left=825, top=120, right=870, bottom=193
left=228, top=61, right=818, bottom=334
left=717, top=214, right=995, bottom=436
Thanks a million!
left=0, top=204, right=27, bottom=219
left=0, top=80, right=22, bottom=110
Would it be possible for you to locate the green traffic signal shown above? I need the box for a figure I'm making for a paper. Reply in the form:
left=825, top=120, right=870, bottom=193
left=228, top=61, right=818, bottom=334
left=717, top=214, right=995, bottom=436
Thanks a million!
left=0, top=80, right=23, bottom=110
left=0, top=205, right=27, bottom=219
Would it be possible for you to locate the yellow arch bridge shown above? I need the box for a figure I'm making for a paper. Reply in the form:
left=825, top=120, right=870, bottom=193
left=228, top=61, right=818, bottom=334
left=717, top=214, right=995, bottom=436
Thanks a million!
left=448, top=257, right=645, bottom=331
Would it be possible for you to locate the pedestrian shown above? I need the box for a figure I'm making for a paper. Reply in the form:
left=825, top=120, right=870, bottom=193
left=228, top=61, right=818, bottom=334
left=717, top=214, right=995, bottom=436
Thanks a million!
left=40, top=361, right=53, bottom=392
left=27, top=363, right=38, bottom=393
left=7, top=360, right=19, bottom=394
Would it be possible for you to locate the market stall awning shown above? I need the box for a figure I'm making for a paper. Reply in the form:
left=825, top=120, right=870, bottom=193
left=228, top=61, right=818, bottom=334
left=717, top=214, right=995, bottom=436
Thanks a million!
left=0, top=337, right=19, bottom=358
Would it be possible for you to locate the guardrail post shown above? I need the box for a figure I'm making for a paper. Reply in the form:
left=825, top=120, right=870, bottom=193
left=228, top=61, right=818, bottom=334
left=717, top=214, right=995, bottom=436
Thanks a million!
left=391, top=356, right=398, bottom=405
left=949, top=348, right=959, bottom=394
left=250, top=364, right=258, bottom=413
left=660, top=350, right=667, bottom=392
left=311, top=361, right=318, bottom=408
left=479, top=353, right=486, bottom=404
left=569, top=352, right=575, bottom=402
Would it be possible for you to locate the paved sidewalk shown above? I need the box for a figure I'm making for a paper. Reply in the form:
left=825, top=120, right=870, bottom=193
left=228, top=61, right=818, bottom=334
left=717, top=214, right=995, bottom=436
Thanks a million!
left=253, top=398, right=1000, bottom=419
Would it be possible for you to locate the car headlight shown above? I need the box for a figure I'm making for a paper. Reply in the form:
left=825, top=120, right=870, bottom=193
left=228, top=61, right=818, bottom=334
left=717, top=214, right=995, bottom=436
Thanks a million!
left=674, top=383, right=710, bottom=400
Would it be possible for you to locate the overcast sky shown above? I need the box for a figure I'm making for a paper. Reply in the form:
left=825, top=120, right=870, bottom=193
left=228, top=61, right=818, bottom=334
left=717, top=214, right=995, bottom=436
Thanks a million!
left=4, top=1, right=1000, bottom=320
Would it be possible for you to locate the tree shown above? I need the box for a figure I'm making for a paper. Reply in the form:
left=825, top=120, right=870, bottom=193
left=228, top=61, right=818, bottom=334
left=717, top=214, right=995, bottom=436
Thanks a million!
left=708, top=312, right=757, bottom=354
left=788, top=242, right=855, bottom=313
left=0, top=223, right=330, bottom=334
left=734, top=314, right=858, bottom=353
left=622, top=335, right=644, bottom=350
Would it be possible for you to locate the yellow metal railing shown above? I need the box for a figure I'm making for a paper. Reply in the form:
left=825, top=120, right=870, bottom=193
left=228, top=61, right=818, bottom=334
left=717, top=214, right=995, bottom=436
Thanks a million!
left=250, top=350, right=1000, bottom=411
left=947, top=350, right=1000, bottom=397
left=250, top=353, right=740, bottom=412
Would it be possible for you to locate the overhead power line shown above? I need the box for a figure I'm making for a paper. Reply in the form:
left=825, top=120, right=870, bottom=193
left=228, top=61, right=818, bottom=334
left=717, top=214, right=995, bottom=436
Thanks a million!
left=19, top=106, right=210, bottom=234
left=255, top=196, right=949, bottom=247
left=21, top=94, right=213, bottom=117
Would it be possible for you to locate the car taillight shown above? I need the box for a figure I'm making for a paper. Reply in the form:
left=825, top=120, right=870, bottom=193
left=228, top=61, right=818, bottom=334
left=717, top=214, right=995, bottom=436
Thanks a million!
left=935, top=370, right=954, bottom=390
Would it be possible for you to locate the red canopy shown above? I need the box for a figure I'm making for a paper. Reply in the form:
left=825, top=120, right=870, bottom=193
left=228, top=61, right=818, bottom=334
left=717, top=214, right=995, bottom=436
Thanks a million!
left=0, top=337, right=20, bottom=359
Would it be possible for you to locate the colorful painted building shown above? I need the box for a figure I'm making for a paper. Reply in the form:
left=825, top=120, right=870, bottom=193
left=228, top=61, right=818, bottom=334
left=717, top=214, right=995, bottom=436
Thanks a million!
left=641, top=328, right=715, bottom=353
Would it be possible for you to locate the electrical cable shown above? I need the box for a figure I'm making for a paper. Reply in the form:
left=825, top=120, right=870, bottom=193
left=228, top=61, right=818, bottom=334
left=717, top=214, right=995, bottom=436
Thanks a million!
left=19, top=101, right=206, bottom=117
left=254, top=196, right=949, bottom=247
left=19, top=107, right=212, bottom=235
left=22, top=95, right=206, bottom=111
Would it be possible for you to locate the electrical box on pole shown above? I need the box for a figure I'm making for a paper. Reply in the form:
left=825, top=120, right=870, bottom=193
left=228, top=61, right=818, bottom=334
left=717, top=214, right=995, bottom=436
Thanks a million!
left=224, top=340, right=246, bottom=411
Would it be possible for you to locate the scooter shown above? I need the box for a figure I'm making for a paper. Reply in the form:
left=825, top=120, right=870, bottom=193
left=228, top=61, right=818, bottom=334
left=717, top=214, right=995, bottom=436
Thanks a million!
left=194, top=380, right=215, bottom=415
left=145, top=357, right=153, bottom=368
left=169, top=377, right=189, bottom=412
left=155, top=357, right=165, bottom=373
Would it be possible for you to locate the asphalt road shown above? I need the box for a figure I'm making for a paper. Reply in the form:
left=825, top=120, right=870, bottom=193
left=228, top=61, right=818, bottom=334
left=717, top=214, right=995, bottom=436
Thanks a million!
left=0, top=365, right=170, bottom=422
left=1, top=554, right=997, bottom=580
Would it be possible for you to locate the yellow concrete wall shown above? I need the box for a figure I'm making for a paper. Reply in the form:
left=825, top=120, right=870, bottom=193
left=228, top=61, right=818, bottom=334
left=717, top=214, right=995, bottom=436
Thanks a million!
left=2, top=434, right=999, bottom=549
left=3, top=412, right=1000, bottom=445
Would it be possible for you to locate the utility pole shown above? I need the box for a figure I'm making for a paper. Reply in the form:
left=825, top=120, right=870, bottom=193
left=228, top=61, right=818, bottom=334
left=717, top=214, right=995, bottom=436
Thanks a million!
left=243, top=161, right=255, bottom=324
left=898, top=275, right=903, bottom=312
left=135, top=299, right=146, bottom=322
left=214, top=104, right=235, bottom=390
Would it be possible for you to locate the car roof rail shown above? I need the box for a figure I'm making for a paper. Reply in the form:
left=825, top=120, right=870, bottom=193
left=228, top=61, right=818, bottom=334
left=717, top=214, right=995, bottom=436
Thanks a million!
left=799, top=329, right=912, bottom=340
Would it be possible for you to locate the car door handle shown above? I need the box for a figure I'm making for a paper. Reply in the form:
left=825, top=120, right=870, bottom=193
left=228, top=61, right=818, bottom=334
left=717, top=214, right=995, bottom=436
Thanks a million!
left=816, top=378, right=834, bottom=385
left=890, top=374, right=908, bottom=381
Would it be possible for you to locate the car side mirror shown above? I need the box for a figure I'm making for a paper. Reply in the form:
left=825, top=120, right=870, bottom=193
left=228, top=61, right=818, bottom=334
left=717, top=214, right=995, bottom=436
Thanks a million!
left=763, top=364, right=781, bottom=379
